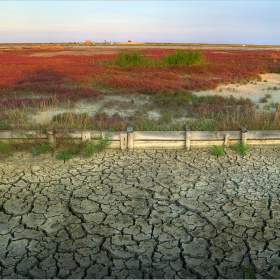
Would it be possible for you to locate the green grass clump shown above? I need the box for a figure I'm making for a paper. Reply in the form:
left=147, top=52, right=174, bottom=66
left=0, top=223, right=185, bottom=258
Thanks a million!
left=81, top=135, right=111, bottom=157
left=95, top=134, right=112, bottom=150
left=81, top=141, right=98, bottom=157
left=56, top=134, right=112, bottom=161
left=56, top=150, right=73, bottom=162
left=32, top=142, right=53, bottom=155
left=113, top=49, right=203, bottom=67
left=231, top=141, right=249, bottom=156
left=114, top=51, right=145, bottom=67
left=211, top=145, right=225, bottom=158
left=163, top=49, right=203, bottom=66
left=0, top=140, right=12, bottom=157
left=0, top=118, right=10, bottom=130
left=243, top=265, right=256, bottom=279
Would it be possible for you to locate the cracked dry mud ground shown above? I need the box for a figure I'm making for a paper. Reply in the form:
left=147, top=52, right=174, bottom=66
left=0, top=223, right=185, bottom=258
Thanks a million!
left=0, top=148, right=280, bottom=279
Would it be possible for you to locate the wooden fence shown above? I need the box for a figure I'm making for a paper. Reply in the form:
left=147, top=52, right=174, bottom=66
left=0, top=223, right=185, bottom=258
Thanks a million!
left=1, top=127, right=280, bottom=150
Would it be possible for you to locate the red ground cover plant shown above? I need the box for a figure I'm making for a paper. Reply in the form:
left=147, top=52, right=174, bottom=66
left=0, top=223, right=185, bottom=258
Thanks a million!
left=0, top=47, right=280, bottom=109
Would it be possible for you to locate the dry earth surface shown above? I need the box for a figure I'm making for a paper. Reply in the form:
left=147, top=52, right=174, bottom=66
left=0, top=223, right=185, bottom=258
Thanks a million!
left=0, top=148, right=280, bottom=279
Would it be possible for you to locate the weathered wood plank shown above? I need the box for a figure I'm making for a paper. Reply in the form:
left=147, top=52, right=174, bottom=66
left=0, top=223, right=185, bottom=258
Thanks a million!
left=120, top=133, right=127, bottom=150
left=242, top=131, right=248, bottom=145
left=133, top=131, right=242, bottom=140
left=82, top=131, right=91, bottom=141
left=190, top=140, right=228, bottom=147
left=107, top=141, right=121, bottom=149
left=133, top=131, right=185, bottom=140
left=0, top=131, right=47, bottom=139
left=61, top=131, right=120, bottom=140
left=185, top=130, right=191, bottom=150
left=47, top=131, right=55, bottom=144
left=190, top=131, right=241, bottom=140
left=127, top=132, right=134, bottom=150
left=224, top=134, right=230, bottom=147
left=247, top=139, right=280, bottom=145
left=247, top=130, right=280, bottom=139
left=101, top=131, right=121, bottom=141
left=133, top=141, right=185, bottom=149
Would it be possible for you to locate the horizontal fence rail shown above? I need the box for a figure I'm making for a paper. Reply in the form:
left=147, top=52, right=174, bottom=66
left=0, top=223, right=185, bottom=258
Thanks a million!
left=1, top=128, right=280, bottom=150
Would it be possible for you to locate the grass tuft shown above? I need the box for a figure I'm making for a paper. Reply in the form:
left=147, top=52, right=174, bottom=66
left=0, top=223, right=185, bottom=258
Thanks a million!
left=211, top=145, right=225, bottom=158
left=0, top=140, right=12, bottom=157
left=32, top=142, right=53, bottom=155
left=113, top=49, right=204, bottom=67
left=231, top=141, right=249, bottom=156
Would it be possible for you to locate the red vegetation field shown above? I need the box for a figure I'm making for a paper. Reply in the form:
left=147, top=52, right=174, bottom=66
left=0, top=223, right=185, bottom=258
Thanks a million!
left=0, top=49, right=280, bottom=100
left=0, top=47, right=280, bottom=109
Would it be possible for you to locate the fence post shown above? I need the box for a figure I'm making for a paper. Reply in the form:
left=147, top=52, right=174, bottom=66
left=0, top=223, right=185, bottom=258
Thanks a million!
left=127, top=125, right=134, bottom=151
left=47, top=130, right=56, bottom=145
left=241, top=127, right=248, bottom=145
left=224, top=134, right=230, bottom=147
left=82, top=131, right=91, bottom=141
left=185, top=125, right=191, bottom=150
left=120, top=133, right=127, bottom=150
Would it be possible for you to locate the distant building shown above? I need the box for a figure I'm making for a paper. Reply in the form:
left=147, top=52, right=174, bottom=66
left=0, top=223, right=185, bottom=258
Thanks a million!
left=128, top=40, right=131, bottom=42
left=85, top=40, right=91, bottom=44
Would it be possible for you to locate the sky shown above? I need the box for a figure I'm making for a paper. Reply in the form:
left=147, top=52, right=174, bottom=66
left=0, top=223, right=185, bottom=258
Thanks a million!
left=1, top=1, right=280, bottom=45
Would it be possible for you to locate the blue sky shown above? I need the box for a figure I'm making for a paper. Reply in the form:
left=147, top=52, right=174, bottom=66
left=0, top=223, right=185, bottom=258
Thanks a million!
left=1, top=1, right=280, bottom=44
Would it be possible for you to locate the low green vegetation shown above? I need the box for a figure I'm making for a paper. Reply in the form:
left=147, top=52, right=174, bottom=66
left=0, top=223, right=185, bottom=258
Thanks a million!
left=56, top=149, right=73, bottom=162
left=0, top=140, right=12, bottom=158
left=211, top=142, right=250, bottom=157
left=243, top=265, right=256, bottom=279
left=31, top=142, right=53, bottom=155
left=0, top=133, right=111, bottom=161
left=231, top=141, right=250, bottom=156
left=55, top=134, right=112, bottom=162
left=113, top=49, right=204, bottom=67
left=211, top=145, right=225, bottom=158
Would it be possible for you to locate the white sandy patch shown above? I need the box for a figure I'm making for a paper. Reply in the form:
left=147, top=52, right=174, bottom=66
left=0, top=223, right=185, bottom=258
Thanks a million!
left=195, top=73, right=280, bottom=109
